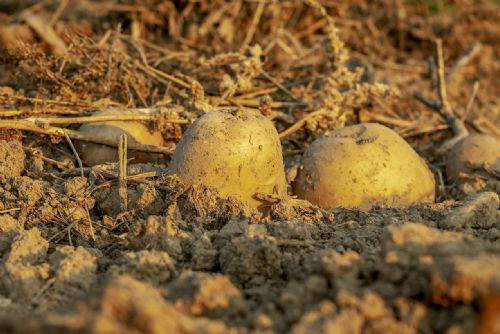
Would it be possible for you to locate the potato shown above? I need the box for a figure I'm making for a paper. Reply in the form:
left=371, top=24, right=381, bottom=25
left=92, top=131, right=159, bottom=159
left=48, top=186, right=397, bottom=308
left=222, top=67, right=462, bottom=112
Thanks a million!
left=168, top=109, right=287, bottom=213
left=446, top=134, right=500, bottom=184
left=76, top=109, right=165, bottom=166
left=293, top=123, right=435, bottom=210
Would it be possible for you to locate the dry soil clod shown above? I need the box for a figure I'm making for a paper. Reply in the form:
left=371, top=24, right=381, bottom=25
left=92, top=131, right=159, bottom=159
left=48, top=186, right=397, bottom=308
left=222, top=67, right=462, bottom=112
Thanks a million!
left=439, top=192, right=499, bottom=230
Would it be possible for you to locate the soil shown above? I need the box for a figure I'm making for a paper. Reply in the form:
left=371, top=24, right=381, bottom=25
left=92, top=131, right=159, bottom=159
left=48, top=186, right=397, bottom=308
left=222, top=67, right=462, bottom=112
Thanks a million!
left=0, top=1, right=499, bottom=334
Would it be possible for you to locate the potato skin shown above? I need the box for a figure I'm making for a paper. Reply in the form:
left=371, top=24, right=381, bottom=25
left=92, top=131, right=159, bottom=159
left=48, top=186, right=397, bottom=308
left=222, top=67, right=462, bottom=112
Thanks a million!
left=293, top=123, right=435, bottom=210
left=446, top=134, right=500, bottom=183
left=76, top=109, right=164, bottom=166
left=168, top=109, right=287, bottom=212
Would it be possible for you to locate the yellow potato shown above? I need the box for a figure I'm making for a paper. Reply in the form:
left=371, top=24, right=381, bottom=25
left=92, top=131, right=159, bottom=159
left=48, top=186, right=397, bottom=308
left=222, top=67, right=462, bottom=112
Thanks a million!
left=168, top=109, right=287, bottom=213
left=446, top=134, right=500, bottom=183
left=293, top=123, right=435, bottom=210
left=76, top=109, right=165, bottom=166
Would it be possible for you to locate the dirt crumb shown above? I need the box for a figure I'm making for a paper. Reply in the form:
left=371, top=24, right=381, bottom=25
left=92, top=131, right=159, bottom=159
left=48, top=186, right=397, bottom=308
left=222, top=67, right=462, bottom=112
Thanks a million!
left=165, top=271, right=247, bottom=318
left=5, top=227, right=48, bottom=264
left=48, top=246, right=97, bottom=304
left=63, top=177, right=88, bottom=200
left=431, top=253, right=500, bottom=305
left=292, top=301, right=364, bottom=334
left=0, top=214, right=21, bottom=254
left=109, top=250, right=176, bottom=285
left=128, top=215, right=192, bottom=261
left=1, top=228, right=50, bottom=300
left=0, top=140, right=25, bottom=179
left=219, top=234, right=282, bottom=284
left=383, top=222, right=469, bottom=247
left=439, top=192, right=499, bottom=230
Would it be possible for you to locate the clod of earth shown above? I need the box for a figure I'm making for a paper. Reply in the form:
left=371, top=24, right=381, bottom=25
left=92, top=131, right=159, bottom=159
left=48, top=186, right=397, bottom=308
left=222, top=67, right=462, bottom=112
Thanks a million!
left=0, top=140, right=25, bottom=179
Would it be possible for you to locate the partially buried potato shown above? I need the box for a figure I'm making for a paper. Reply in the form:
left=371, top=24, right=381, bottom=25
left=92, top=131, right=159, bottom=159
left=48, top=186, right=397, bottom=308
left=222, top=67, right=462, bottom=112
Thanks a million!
left=76, top=109, right=165, bottom=166
left=446, top=134, right=500, bottom=187
left=168, top=109, right=287, bottom=213
left=294, top=123, right=435, bottom=210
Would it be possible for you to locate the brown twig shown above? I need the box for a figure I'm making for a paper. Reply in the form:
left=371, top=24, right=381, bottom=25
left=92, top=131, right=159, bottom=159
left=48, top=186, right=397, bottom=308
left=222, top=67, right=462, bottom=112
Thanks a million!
left=414, top=92, right=441, bottom=110
left=414, top=39, right=469, bottom=152
left=210, top=96, right=307, bottom=109
left=135, top=62, right=191, bottom=89
left=471, top=118, right=500, bottom=138
left=31, top=277, right=56, bottom=303
left=0, top=110, right=25, bottom=117
left=61, top=165, right=156, bottom=179
left=236, top=87, right=278, bottom=99
left=435, top=39, right=452, bottom=117
left=435, top=39, right=468, bottom=148
left=0, top=208, right=21, bottom=214
left=462, top=81, right=479, bottom=120
left=63, top=132, right=95, bottom=241
left=295, top=17, right=328, bottom=39
left=23, top=146, right=72, bottom=169
left=49, top=0, right=69, bottom=26
left=392, top=0, right=407, bottom=50
left=399, top=124, right=449, bottom=138
left=260, top=70, right=305, bottom=103
left=279, top=109, right=329, bottom=138
left=429, top=164, right=447, bottom=201
left=22, top=11, right=68, bottom=56
left=22, top=113, right=187, bottom=125
left=85, top=2, right=148, bottom=13
left=133, top=37, right=191, bottom=61
left=107, top=24, right=122, bottom=83
left=123, top=37, right=149, bottom=66
left=63, top=131, right=84, bottom=177
left=89, top=172, right=157, bottom=192
left=124, top=80, right=136, bottom=107
left=446, top=43, right=481, bottom=84
left=359, top=110, right=414, bottom=128
left=241, top=0, right=266, bottom=51
left=118, top=135, right=128, bottom=214
left=0, top=95, right=92, bottom=108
